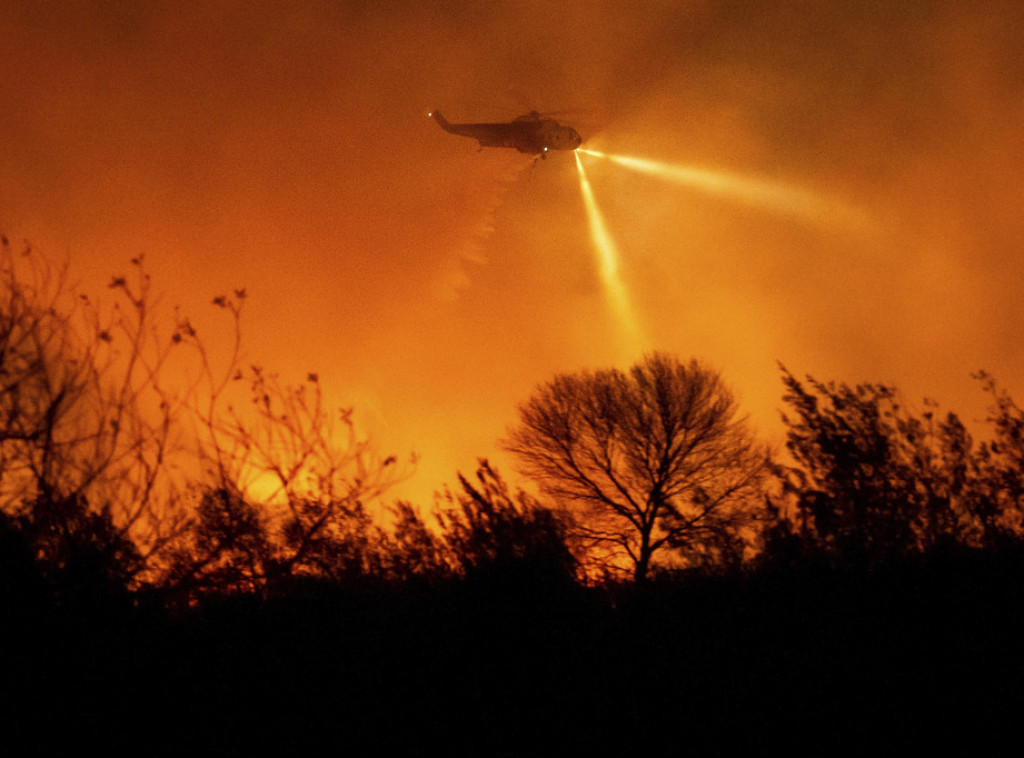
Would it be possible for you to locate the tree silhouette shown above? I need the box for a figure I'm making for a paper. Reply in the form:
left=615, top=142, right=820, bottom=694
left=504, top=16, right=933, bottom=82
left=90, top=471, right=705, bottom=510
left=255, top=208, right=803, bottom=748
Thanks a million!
left=163, top=485, right=273, bottom=597
left=972, top=372, right=1024, bottom=546
left=0, top=240, right=192, bottom=586
left=503, top=353, right=769, bottom=582
left=0, top=241, right=409, bottom=600
left=438, top=460, right=577, bottom=586
left=379, top=499, right=450, bottom=580
left=770, top=367, right=1024, bottom=569
left=160, top=366, right=410, bottom=600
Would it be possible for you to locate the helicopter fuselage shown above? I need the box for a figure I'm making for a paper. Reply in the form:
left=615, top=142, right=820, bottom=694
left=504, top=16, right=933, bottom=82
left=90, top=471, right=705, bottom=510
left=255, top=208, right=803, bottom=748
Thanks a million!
left=430, top=111, right=582, bottom=157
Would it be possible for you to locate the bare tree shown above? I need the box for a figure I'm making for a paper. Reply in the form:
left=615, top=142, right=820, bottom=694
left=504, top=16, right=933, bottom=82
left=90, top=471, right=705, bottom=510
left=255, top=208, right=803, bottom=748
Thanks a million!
left=211, top=366, right=406, bottom=583
left=163, top=301, right=412, bottom=595
left=503, top=353, right=769, bottom=582
left=0, top=240, right=190, bottom=582
left=1, top=239, right=411, bottom=598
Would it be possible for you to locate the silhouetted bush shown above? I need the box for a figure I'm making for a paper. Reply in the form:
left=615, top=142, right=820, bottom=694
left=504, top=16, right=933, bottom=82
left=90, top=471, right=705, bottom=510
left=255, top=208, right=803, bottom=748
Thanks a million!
left=438, top=460, right=578, bottom=593
left=768, top=367, right=1024, bottom=570
left=0, top=490, right=138, bottom=615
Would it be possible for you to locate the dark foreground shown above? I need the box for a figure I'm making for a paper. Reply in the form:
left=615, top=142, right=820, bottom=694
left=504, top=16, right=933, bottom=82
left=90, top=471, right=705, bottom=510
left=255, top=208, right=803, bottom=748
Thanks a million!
left=7, top=552, right=1024, bottom=756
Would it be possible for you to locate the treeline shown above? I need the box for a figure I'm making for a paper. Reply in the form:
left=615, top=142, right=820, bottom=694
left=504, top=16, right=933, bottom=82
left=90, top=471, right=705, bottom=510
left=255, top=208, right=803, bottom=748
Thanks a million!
left=6, top=241, right=1024, bottom=602
left=5, top=242, right=1024, bottom=751
left=766, top=368, right=1024, bottom=568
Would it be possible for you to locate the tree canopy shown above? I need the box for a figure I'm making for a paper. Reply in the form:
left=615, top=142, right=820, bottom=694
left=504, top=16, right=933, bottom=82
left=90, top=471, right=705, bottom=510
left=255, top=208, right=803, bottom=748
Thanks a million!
left=503, top=353, right=769, bottom=581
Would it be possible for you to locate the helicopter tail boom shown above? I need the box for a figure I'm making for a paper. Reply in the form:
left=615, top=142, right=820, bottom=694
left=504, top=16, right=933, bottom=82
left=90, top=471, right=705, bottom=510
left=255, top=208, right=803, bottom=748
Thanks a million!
left=431, top=111, right=517, bottom=144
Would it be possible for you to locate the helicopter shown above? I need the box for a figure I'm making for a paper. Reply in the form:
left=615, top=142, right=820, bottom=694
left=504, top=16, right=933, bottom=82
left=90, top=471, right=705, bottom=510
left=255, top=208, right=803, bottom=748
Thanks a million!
left=429, top=110, right=582, bottom=158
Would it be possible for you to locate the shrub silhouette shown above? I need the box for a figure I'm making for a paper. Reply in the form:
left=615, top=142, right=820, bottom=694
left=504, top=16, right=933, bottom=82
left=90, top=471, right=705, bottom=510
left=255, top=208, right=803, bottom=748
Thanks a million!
left=439, top=460, right=577, bottom=589
left=769, top=366, right=1024, bottom=569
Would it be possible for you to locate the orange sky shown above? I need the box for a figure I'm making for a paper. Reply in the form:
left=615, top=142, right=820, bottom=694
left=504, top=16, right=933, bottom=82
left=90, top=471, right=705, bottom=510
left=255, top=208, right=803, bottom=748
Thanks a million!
left=3, top=0, right=1024, bottom=505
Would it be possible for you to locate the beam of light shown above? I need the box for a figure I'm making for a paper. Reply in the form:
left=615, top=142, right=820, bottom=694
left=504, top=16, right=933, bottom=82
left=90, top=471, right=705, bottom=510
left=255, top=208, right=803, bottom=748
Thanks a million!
left=574, top=151, right=645, bottom=348
left=579, top=149, right=872, bottom=232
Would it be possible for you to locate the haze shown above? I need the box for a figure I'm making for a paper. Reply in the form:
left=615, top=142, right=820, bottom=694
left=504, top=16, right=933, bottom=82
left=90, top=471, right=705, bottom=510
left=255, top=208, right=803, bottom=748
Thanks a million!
left=3, top=0, right=1023, bottom=503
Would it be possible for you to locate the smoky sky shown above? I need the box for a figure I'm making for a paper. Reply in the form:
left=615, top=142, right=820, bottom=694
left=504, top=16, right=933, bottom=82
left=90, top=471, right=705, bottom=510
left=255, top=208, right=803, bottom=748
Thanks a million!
left=3, top=0, right=1023, bottom=501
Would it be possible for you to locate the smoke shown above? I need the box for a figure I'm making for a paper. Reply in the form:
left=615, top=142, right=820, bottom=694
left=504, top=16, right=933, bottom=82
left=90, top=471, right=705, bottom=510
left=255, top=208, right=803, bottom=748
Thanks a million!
left=2, top=0, right=1023, bottom=501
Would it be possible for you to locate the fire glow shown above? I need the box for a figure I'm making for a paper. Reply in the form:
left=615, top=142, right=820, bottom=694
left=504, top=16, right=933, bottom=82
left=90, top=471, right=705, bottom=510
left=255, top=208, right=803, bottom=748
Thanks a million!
left=574, top=151, right=645, bottom=349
